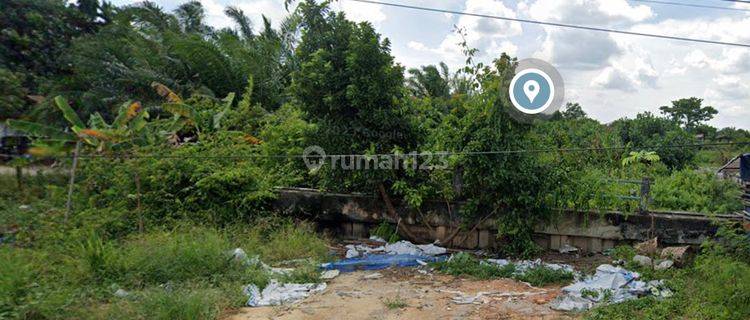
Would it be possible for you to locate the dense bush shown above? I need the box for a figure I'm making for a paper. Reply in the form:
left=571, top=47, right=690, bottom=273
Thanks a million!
left=652, top=170, right=743, bottom=213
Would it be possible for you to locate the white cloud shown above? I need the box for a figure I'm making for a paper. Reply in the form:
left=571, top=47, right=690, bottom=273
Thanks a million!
left=536, top=29, right=622, bottom=70
left=403, top=0, right=522, bottom=69
left=528, top=0, right=653, bottom=25
left=339, top=1, right=387, bottom=24
left=591, top=66, right=637, bottom=91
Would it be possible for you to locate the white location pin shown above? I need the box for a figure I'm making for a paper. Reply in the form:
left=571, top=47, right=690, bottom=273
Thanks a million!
left=523, top=80, right=540, bottom=103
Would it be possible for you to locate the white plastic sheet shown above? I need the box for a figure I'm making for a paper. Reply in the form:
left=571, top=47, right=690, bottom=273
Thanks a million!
left=244, top=280, right=327, bottom=307
left=549, top=264, right=666, bottom=311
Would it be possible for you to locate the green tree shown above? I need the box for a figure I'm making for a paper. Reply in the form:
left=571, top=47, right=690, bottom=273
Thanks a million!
left=659, top=97, right=717, bottom=131
left=0, top=68, right=28, bottom=120
left=612, top=112, right=697, bottom=169
left=406, top=62, right=452, bottom=99
left=560, top=102, right=587, bottom=120
left=290, top=0, right=416, bottom=190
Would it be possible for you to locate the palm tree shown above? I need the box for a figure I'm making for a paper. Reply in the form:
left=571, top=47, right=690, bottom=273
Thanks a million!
left=406, top=62, right=452, bottom=99
left=224, top=6, right=254, bottom=40
left=175, top=1, right=211, bottom=34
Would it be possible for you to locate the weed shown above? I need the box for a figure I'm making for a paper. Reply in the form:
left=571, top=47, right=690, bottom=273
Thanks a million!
left=432, top=252, right=515, bottom=279
left=515, top=266, right=574, bottom=287
left=383, top=296, right=408, bottom=310
left=370, top=221, right=400, bottom=243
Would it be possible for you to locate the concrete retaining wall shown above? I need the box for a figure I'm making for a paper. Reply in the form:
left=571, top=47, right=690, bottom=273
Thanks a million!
left=273, top=188, right=741, bottom=253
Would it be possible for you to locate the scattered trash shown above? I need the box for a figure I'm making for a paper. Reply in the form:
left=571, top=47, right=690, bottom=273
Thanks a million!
left=230, top=248, right=248, bottom=262
left=322, top=254, right=445, bottom=272
left=384, top=240, right=447, bottom=256
left=244, top=280, right=327, bottom=307
left=633, top=255, right=652, bottom=268
left=661, top=246, right=691, bottom=264
left=635, top=237, right=659, bottom=255
left=320, top=269, right=340, bottom=280
left=647, top=280, right=674, bottom=298
left=113, top=289, right=130, bottom=298
left=550, top=295, right=594, bottom=311
left=485, top=258, right=575, bottom=275
left=655, top=260, right=674, bottom=271
left=558, top=244, right=579, bottom=254
left=550, top=264, right=667, bottom=311
left=369, top=235, right=387, bottom=242
left=444, top=289, right=547, bottom=305
left=345, top=247, right=359, bottom=258
left=363, top=272, right=384, bottom=280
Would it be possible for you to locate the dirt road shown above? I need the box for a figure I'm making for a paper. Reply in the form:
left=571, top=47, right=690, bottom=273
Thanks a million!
left=228, top=268, right=577, bottom=320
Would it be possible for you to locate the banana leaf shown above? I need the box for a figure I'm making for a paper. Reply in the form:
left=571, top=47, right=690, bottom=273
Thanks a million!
left=6, top=119, right=75, bottom=141
left=53, top=96, right=85, bottom=130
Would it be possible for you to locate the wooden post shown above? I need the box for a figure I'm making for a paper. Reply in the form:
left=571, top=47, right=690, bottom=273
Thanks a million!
left=15, top=165, right=22, bottom=193
left=135, top=170, right=143, bottom=233
left=64, top=141, right=82, bottom=223
left=639, top=176, right=651, bottom=214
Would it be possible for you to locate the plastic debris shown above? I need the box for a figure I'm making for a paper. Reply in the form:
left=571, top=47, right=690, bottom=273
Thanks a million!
left=485, top=258, right=575, bottom=275
left=369, top=235, right=387, bottom=242
left=322, top=254, right=446, bottom=272
left=550, top=264, right=669, bottom=311
left=549, top=295, right=594, bottom=311
left=558, top=244, right=579, bottom=254
left=384, top=240, right=447, bottom=256
left=633, top=255, right=652, bottom=267
left=363, top=272, right=383, bottom=280
left=655, top=260, right=674, bottom=271
left=113, top=289, right=130, bottom=298
left=244, top=280, right=327, bottom=307
left=446, top=290, right=547, bottom=305
left=320, top=269, right=340, bottom=280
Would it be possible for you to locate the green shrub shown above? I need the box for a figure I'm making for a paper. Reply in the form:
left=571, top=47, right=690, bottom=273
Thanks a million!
left=652, top=170, right=743, bottom=214
left=109, top=286, right=227, bottom=320
left=370, top=221, right=400, bottom=243
left=432, top=252, right=515, bottom=279
left=0, top=248, right=39, bottom=318
left=515, top=266, right=574, bottom=287
left=112, top=228, right=240, bottom=287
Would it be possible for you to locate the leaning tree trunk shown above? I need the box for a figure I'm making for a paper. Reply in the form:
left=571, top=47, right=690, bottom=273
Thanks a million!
left=377, top=183, right=419, bottom=241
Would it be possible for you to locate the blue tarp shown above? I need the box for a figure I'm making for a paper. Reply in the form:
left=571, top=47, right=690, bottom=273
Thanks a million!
left=321, top=254, right=446, bottom=272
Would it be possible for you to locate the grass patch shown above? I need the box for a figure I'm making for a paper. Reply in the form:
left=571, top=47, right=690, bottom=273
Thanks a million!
left=108, top=285, right=229, bottom=320
left=383, top=296, right=408, bottom=310
left=432, top=252, right=574, bottom=286
left=0, top=219, right=330, bottom=319
left=432, top=252, right=516, bottom=279
left=515, top=266, right=575, bottom=287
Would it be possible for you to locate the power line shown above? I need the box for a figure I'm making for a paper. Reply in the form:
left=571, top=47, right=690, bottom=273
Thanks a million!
left=348, top=0, right=750, bottom=48
left=631, top=0, right=750, bottom=12
left=3, top=141, right=748, bottom=160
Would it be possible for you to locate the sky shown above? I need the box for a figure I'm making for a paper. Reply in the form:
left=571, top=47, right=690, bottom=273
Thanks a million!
left=110, top=0, right=750, bottom=129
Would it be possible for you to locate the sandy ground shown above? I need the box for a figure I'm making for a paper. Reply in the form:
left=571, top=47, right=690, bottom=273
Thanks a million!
left=227, top=267, right=579, bottom=320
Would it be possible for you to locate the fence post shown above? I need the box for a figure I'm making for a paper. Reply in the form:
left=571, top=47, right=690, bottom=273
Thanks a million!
left=639, top=176, right=651, bottom=214
left=64, top=141, right=82, bottom=223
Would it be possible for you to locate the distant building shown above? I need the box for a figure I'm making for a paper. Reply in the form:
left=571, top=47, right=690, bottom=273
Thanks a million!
left=717, top=155, right=742, bottom=182
left=0, top=122, right=30, bottom=161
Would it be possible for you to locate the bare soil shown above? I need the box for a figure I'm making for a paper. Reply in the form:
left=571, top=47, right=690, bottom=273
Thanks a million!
left=227, top=267, right=580, bottom=320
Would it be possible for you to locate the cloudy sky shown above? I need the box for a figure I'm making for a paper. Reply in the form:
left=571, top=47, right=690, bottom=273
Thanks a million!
left=111, top=0, right=750, bottom=129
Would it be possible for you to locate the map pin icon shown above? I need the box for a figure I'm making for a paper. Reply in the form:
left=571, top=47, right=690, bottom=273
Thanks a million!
left=523, top=80, right=540, bottom=103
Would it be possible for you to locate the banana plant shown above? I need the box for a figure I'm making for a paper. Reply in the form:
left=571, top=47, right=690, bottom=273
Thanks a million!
left=152, top=81, right=239, bottom=137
